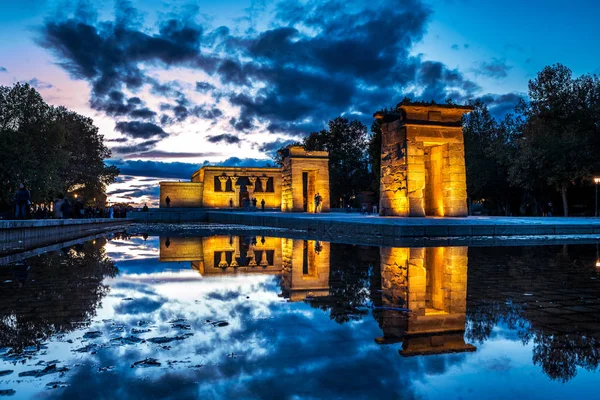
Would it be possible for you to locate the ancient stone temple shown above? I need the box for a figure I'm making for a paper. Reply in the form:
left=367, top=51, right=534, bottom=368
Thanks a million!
left=158, top=146, right=329, bottom=212
left=375, top=103, right=472, bottom=217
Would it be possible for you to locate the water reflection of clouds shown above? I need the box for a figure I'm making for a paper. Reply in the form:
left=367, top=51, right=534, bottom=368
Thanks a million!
left=6, top=238, right=600, bottom=399
left=104, top=236, right=159, bottom=262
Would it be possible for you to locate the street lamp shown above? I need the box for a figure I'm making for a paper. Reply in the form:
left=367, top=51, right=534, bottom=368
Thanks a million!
left=595, top=177, right=600, bottom=217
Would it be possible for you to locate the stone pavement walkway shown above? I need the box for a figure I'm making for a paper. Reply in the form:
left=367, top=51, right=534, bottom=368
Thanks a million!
left=206, top=211, right=600, bottom=238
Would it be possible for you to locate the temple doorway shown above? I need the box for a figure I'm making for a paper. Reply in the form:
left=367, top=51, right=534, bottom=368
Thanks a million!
left=239, top=190, right=249, bottom=207
left=424, top=145, right=444, bottom=217
left=302, top=171, right=317, bottom=212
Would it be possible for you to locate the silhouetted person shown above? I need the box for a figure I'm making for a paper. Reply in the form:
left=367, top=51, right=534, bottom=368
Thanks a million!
left=165, top=237, right=171, bottom=248
left=53, top=196, right=64, bottom=219
left=14, top=183, right=30, bottom=219
left=252, top=197, right=257, bottom=209
left=261, top=198, right=265, bottom=211
left=60, top=198, right=71, bottom=219
left=165, top=196, right=171, bottom=208
left=142, top=203, right=149, bottom=212
left=229, top=198, right=234, bottom=210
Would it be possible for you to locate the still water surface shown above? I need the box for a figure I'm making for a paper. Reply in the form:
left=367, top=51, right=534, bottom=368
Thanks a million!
left=2, top=233, right=600, bottom=399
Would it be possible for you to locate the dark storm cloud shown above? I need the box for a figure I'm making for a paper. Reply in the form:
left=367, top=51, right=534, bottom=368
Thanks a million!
left=106, top=159, right=200, bottom=179
left=129, top=186, right=160, bottom=198
left=111, top=139, right=161, bottom=154
left=207, top=133, right=241, bottom=144
left=480, top=92, right=523, bottom=118
left=38, top=0, right=486, bottom=138
left=124, top=150, right=221, bottom=159
left=195, top=81, right=215, bottom=92
left=476, top=58, right=513, bottom=79
left=27, top=77, right=53, bottom=89
left=38, top=1, right=215, bottom=117
left=212, top=157, right=271, bottom=167
left=105, top=137, right=128, bottom=143
left=257, top=138, right=298, bottom=157
left=416, top=61, right=480, bottom=102
left=107, top=187, right=134, bottom=196
left=115, top=121, right=167, bottom=139
left=90, top=90, right=155, bottom=119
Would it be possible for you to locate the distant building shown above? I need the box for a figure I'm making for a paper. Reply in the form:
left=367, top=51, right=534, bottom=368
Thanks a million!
left=159, top=146, right=330, bottom=212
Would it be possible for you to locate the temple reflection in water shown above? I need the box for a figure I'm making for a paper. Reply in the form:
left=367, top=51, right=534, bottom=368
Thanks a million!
left=376, top=246, right=475, bottom=356
left=159, top=236, right=475, bottom=356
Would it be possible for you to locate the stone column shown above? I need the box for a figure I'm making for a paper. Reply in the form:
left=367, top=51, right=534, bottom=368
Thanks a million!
left=259, top=176, right=269, bottom=192
left=379, top=120, right=409, bottom=216
left=406, top=141, right=426, bottom=216
left=230, top=175, right=239, bottom=207
left=248, top=176, right=257, bottom=201
left=218, top=251, right=228, bottom=269
left=218, top=175, right=229, bottom=192
left=259, top=250, right=269, bottom=267
left=441, top=143, right=468, bottom=217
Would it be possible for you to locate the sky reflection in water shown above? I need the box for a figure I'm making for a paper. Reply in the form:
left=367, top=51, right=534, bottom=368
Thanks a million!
left=1, top=235, right=600, bottom=399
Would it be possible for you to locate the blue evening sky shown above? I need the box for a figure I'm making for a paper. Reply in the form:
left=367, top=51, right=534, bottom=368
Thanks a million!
left=0, top=0, right=598, bottom=205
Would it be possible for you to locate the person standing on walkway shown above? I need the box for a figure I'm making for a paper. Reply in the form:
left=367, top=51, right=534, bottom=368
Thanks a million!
left=316, top=192, right=323, bottom=213
left=14, top=183, right=31, bottom=219
left=261, top=198, right=265, bottom=211
left=165, top=196, right=171, bottom=208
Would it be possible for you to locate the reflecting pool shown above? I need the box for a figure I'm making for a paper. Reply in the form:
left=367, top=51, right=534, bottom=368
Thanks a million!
left=2, top=233, right=600, bottom=399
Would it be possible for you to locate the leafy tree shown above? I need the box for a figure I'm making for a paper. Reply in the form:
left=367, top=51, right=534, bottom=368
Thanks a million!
left=0, top=83, right=118, bottom=208
left=462, top=100, right=517, bottom=214
left=512, top=64, right=600, bottom=216
left=302, top=117, right=371, bottom=207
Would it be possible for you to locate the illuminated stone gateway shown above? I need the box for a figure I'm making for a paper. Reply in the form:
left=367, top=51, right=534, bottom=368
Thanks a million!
left=159, top=146, right=329, bottom=212
left=376, top=103, right=472, bottom=217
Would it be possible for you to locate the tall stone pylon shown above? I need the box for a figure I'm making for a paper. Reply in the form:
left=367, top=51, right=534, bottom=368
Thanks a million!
left=375, top=102, right=472, bottom=217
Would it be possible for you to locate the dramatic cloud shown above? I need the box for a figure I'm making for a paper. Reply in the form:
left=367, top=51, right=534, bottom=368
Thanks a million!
left=207, top=134, right=241, bottom=144
left=257, top=138, right=298, bottom=157
left=195, top=81, right=215, bottom=92
left=37, top=0, right=481, bottom=141
left=27, top=77, right=53, bottom=89
left=415, top=61, right=479, bottom=101
left=111, top=139, right=162, bottom=154
left=212, top=157, right=272, bottom=168
left=123, top=150, right=221, bottom=159
left=479, top=92, right=524, bottom=118
left=115, top=121, right=167, bottom=139
left=476, top=58, right=513, bottom=79
left=106, top=160, right=201, bottom=179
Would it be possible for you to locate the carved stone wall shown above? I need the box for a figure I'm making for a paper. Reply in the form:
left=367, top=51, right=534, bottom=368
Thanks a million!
left=198, top=167, right=282, bottom=209
left=158, top=182, right=203, bottom=208
left=378, top=104, right=471, bottom=217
